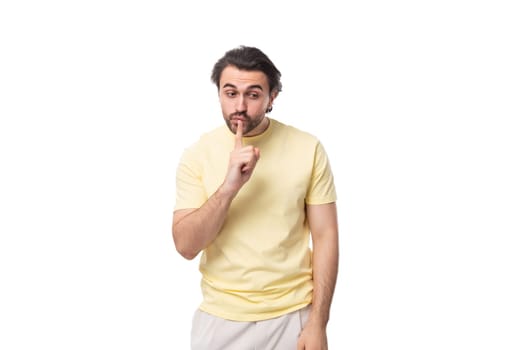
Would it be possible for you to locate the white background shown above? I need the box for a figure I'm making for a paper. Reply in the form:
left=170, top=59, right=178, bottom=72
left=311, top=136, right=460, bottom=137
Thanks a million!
left=1, top=0, right=524, bottom=349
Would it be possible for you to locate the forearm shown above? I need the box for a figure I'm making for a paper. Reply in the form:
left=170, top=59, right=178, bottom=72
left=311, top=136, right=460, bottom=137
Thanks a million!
left=297, top=210, right=338, bottom=350
left=310, top=232, right=339, bottom=327
left=172, top=185, right=236, bottom=260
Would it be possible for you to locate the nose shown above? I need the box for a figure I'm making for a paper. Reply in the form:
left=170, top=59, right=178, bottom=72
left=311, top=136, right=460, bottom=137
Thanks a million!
left=235, top=95, right=247, bottom=112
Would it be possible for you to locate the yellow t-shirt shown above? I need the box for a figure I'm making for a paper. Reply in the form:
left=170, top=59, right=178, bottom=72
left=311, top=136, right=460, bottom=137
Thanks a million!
left=175, top=118, right=337, bottom=321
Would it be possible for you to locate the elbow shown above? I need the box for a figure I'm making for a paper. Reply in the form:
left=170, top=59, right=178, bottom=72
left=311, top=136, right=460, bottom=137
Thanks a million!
left=173, top=234, right=199, bottom=260
left=177, top=245, right=199, bottom=260
left=172, top=218, right=201, bottom=260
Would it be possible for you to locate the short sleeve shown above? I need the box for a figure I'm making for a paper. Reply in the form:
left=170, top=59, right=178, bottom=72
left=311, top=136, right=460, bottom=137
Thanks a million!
left=305, top=141, right=337, bottom=205
left=174, top=148, right=208, bottom=211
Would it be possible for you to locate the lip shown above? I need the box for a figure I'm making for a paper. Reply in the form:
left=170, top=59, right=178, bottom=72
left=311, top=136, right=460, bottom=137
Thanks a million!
left=231, top=118, right=246, bottom=125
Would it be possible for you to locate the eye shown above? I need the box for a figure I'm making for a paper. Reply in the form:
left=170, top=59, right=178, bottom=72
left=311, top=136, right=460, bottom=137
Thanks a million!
left=225, top=91, right=237, bottom=98
left=248, top=92, right=259, bottom=99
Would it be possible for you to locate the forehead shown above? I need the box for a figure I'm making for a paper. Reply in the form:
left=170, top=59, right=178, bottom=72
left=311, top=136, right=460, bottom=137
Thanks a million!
left=219, top=65, right=269, bottom=91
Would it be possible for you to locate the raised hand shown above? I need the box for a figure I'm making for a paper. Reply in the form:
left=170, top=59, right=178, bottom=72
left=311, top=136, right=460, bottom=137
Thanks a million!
left=222, top=120, right=260, bottom=195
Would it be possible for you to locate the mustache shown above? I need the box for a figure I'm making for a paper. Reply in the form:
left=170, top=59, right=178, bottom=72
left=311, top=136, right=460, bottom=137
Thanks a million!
left=229, top=112, right=248, bottom=119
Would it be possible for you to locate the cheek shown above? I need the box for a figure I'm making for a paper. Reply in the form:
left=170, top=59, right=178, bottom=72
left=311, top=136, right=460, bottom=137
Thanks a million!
left=250, top=100, right=267, bottom=113
left=220, top=99, right=233, bottom=112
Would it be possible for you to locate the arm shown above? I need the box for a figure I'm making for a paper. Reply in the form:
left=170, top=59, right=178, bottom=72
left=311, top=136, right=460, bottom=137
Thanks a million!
left=172, top=186, right=235, bottom=260
left=172, top=120, right=260, bottom=260
left=298, top=202, right=339, bottom=350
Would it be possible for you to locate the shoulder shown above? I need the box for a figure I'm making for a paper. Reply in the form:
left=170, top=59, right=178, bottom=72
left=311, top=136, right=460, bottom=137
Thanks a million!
left=178, top=125, right=228, bottom=167
left=271, top=119, right=320, bottom=145
left=198, top=124, right=228, bottom=145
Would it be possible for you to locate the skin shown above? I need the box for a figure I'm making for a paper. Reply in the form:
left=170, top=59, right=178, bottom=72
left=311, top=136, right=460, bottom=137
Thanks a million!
left=297, top=202, right=339, bottom=350
left=172, top=65, right=339, bottom=349
left=219, top=65, right=275, bottom=137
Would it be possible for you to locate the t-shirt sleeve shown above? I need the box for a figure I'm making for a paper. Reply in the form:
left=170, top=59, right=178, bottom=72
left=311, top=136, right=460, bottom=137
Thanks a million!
left=174, top=147, right=208, bottom=211
left=305, top=141, right=337, bottom=205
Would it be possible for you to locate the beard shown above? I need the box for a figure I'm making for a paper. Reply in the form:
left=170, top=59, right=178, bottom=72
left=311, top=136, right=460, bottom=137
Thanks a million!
left=225, top=112, right=265, bottom=135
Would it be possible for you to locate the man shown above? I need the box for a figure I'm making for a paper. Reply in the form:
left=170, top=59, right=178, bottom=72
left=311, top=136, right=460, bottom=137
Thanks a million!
left=172, top=45, right=339, bottom=350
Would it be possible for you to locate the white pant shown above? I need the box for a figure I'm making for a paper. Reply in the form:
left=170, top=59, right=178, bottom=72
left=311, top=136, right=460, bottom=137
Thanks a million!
left=191, top=305, right=311, bottom=350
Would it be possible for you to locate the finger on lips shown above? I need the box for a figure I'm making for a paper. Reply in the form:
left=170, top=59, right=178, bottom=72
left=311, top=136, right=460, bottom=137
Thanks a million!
left=233, top=120, right=260, bottom=174
left=235, top=120, right=243, bottom=149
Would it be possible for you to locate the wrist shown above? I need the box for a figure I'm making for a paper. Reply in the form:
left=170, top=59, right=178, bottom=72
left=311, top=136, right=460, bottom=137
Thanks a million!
left=217, top=183, right=238, bottom=201
left=307, top=309, right=329, bottom=328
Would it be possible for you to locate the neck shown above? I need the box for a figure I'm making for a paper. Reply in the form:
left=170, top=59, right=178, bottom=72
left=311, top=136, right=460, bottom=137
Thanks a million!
left=245, top=116, right=270, bottom=137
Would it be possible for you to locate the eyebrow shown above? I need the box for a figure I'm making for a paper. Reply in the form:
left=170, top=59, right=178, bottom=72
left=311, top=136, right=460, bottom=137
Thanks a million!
left=222, top=83, right=264, bottom=91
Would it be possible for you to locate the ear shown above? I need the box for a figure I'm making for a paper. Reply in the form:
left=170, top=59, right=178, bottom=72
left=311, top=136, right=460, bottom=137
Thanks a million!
left=266, top=90, right=279, bottom=112
left=270, top=89, right=279, bottom=102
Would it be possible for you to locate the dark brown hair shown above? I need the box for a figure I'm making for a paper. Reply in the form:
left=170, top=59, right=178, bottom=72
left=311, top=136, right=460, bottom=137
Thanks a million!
left=211, top=46, right=282, bottom=94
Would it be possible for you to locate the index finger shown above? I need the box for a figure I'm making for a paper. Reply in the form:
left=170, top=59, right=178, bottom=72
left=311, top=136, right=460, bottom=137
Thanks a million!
left=235, top=120, right=243, bottom=149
